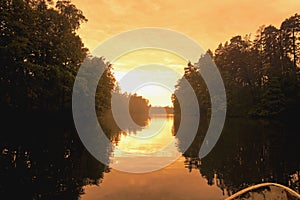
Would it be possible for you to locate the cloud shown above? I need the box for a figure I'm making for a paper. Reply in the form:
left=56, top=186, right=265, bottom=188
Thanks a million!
left=72, top=0, right=300, bottom=106
left=74, top=0, right=300, bottom=51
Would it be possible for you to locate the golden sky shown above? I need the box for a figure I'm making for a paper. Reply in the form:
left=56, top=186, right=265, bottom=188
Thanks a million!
left=73, top=0, right=300, bottom=51
left=112, top=49, right=186, bottom=106
left=72, top=0, right=300, bottom=106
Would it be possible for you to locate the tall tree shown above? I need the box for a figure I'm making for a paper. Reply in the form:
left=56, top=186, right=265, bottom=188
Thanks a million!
left=174, top=13, right=300, bottom=118
left=281, top=14, right=300, bottom=69
left=0, top=0, right=88, bottom=112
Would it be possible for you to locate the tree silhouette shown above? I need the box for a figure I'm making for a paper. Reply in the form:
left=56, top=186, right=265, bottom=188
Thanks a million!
left=173, top=13, right=300, bottom=118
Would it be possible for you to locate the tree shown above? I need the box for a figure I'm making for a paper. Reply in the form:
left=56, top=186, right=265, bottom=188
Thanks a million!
left=251, top=77, right=286, bottom=117
left=214, top=36, right=259, bottom=115
left=281, top=14, right=300, bottom=69
left=96, top=60, right=115, bottom=114
left=174, top=13, right=300, bottom=118
left=0, top=0, right=88, bottom=112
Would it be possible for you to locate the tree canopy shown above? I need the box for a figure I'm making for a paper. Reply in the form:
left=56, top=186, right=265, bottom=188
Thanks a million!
left=173, top=13, right=300, bottom=118
left=0, top=0, right=89, bottom=112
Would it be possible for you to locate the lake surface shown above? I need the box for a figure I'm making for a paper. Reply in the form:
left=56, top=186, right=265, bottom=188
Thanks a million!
left=0, top=114, right=299, bottom=199
left=81, top=115, right=224, bottom=200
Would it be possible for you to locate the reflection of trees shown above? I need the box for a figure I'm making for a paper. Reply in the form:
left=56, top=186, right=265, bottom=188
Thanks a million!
left=0, top=116, right=117, bottom=199
left=100, top=109, right=150, bottom=140
left=174, top=114, right=209, bottom=158
left=175, top=117, right=300, bottom=196
left=0, top=108, right=151, bottom=199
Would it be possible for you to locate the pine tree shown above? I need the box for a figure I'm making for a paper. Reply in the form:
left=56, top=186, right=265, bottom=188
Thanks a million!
left=252, top=77, right=286, bottom=117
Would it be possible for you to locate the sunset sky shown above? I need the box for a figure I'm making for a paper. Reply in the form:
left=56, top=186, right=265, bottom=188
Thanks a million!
left=112, top=49, right=186, bottom=106
left=72, top=0, right=300, bottom=106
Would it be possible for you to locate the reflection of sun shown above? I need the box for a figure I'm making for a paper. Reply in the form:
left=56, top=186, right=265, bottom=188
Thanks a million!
left=113, top=117, right=176, bottom=156
left=112, top=49, right=187, bottom=107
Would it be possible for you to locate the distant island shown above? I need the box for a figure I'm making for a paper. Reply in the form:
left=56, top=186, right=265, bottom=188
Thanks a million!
left=149, top=106, right=174, bottom=115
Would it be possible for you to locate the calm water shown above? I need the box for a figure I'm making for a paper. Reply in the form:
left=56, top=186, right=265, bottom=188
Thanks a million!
left=0, top=114, right=299, bottom=199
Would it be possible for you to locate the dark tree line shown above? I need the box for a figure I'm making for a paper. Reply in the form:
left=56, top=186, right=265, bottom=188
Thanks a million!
left=0, top=0, right=94, bottom=113
left=111, top=87, right=150, bottom=128
left=128, top=93, right=150, bottom=115
left=173, top=14, right=300, bottom=118
left=77, top=56, right=116, bottom=116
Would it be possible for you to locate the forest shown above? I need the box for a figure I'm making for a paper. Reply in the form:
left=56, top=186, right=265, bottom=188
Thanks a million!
left=2, top=0, right=300, bottom=119
left=1, top=0, right=88, bottom=113
left=0, top=0, right=150, bottom=119
left=1, top=1, right=299, bottom=198
left=173, top=14, right=300, bottom=118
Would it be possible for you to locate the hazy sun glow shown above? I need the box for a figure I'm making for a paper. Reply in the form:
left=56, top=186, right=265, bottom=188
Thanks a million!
left=71, top=0, right=300, bottom=106
left=112, top=49, right=186, bottom=106
left=135, top=85, right=172, bottom=107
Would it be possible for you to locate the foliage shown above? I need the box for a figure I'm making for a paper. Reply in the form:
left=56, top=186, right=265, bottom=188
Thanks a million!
left=173, top=13, right=300, bottom=118
left=0, top=0, right=88, bottom=112
left=111, top=91, right=151, bottom=127
left=173, top=58, right=211, bottom=116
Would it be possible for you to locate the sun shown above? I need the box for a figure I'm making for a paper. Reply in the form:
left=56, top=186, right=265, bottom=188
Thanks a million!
left=112, top=49, right=187, bottom=107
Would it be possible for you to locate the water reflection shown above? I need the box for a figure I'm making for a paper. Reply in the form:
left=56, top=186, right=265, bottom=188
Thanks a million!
left=109, top=114, right=181, bottom=173
left=176, top=117, right=300, bottom=196
left=0, top=120, right=108, bottom=200
left=0, top=114, right=299, bottom=199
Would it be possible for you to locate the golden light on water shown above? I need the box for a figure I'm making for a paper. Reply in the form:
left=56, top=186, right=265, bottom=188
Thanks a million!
left=82, top=155, right=224, bottom=200
left=110, top=116, right=182, bottom=172
left=112, top=116, right=176, bottom=156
